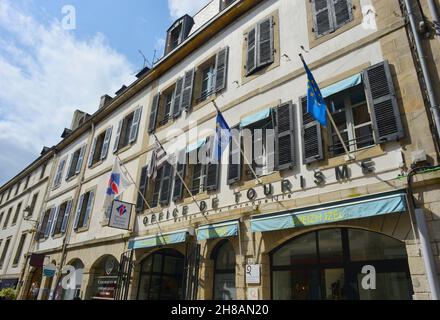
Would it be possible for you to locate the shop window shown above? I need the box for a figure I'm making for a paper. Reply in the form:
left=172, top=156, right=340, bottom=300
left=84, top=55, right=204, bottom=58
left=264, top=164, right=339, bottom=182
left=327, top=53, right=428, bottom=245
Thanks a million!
left=220, top=0, right=236, bottom=11
left=3, top=207, right=12, bottom=229
left=66, top=145, right=87, bottom=180
left=89, top=127, right=113, bottom=167
left=11, top=202, right=22, bottom=226
left=88, top=256, right=119, bottom=300
left=51, top=200, right=72, bottom=236
left=271, top=228, right=413, bottom=300
left=12, top=233, right=27, bottom=266
left=137, top=249, right=184, bottom=300
left=311, top=0, right=354, bottom=38
left=0, top=237, right=11, bottom=270
left=113, top=107, right=142, bottom=153
left=54, top=259, right=84, bottom=300
left=213, top=241, right=236, bottom=300
left=73, top=190, right=95, bottom=230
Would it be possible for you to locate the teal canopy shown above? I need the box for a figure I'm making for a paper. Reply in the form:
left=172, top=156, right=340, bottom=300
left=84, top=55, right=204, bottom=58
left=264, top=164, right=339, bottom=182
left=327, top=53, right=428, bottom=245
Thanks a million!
left=251, top=192, right=407, bottom=233
left=128, top=229, right=190, bottom=250
left=240, top=108, right=272, bottom=128
left=197, top=220, right=239, bottom=241
left=321, top=73, right=362, bottom=98
left=186, top=138, right=207, bottom=153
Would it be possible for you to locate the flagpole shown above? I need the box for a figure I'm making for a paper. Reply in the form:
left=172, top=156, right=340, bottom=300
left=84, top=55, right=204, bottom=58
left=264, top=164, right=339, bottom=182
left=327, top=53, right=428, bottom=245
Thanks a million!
left=152, top=133, right=207, bottom=216
left=299, top=54, right=354, bottom=161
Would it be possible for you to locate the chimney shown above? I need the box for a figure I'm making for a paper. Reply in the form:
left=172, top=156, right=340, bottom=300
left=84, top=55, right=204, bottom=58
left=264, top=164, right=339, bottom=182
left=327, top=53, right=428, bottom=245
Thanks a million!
left=99, top=94, right=113, bottom=109
left=115, top=85, right=128, bottom=96
left=40, top=146, right=51, bottom=155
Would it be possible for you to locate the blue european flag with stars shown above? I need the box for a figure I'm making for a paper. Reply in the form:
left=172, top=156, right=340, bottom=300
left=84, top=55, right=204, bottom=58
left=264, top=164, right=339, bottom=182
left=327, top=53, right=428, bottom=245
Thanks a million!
left=301, top=56, right=328, bottom=127
left=214, top=111, right=231, bottom=162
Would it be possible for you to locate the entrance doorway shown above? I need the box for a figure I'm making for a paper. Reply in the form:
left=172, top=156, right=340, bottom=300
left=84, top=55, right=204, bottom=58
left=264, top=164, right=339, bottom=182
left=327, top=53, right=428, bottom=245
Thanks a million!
left=270, top=228, right=413, bottom=300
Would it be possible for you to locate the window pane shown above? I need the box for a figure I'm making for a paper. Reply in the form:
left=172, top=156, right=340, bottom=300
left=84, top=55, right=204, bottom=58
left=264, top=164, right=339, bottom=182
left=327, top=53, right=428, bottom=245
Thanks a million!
left=164, top=255, right=183, bottom=274
left=215, top=242, right=235, bottom=271
left=331, top=131, right=349, bottom=156
left=291, top=268, right=321, bottom=300
left=350, top=85, right=366, bottom=106
left=273, top=232, right=318, bottom=266
left=138, top=275, right=151, bottom=300
left=214, top=273, right=236, bottom=300
left=152, top=254, right=163, bottom=273
left=357, top=272, right=412, bottom=300
left=349, top=229, right=408, bottom=261
left=272, top=271, right=291, bottom=300
left=352, top=103, right=371, bottom=126
left=355, top=125, right=375, bottom=149
left=322, top=268, right=346, bottom=300
left=318, top=229, right=343, bottom=264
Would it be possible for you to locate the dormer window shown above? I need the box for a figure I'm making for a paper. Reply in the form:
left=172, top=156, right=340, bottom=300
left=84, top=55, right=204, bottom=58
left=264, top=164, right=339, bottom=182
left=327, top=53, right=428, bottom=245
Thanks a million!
left=220, top=0, right=236, bottom=11
left=165, top=15, right=194, bottom=55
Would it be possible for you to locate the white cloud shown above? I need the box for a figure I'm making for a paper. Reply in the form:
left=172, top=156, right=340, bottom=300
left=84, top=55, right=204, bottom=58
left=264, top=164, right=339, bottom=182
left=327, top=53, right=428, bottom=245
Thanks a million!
left=0, top=0, right=135, bottom=185
left=168, top=0, right=211, bottom=19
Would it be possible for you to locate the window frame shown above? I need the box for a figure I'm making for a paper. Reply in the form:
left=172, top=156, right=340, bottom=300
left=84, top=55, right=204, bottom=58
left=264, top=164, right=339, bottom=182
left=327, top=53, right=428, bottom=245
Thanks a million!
left=12, top=233, right=27, bottom=267
left=212, top=240, right=237, bottom=300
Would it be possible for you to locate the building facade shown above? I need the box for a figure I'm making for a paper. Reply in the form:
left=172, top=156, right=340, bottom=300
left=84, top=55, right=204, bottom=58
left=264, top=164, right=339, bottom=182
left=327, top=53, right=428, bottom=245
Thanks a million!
left=0, top=0, right=439, bottom=300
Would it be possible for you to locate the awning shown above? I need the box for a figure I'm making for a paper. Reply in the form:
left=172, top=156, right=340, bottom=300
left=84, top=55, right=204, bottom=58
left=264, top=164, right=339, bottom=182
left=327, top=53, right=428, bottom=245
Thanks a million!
left=321, top=73, right=362, bottom=98
left=240, top=108, right=272, bottom=128
left=128, top=228, right=193, bottom=250
left=197, top=220, right=240, bottom=241
left=186, top=138, right=207, bottom=153
left=251, top=192, right=407, bottom=233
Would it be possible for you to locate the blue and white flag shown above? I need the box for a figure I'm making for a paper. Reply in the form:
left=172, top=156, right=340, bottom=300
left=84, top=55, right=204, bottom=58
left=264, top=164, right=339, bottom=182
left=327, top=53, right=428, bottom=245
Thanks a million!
left=213, top=111, right=231, bottom=162
left=301, top=56, right=328, bottom=127
left=103, top=158, right=132, bottom=217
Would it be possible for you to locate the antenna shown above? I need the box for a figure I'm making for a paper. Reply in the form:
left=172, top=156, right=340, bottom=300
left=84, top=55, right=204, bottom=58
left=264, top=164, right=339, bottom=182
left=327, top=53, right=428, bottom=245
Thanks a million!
left=138, top=49, right=151, bottom=68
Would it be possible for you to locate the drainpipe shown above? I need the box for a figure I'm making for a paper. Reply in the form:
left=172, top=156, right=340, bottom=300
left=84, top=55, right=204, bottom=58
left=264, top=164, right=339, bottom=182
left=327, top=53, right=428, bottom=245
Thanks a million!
left=404, top=0, right=440, bottom=147
left=427, top=0, right=440, bottom=40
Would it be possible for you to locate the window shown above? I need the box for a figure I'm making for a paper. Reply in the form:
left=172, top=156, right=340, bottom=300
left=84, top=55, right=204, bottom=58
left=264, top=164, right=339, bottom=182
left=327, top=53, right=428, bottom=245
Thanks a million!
left=73, top=191, right=94, bottom=230
left=12, top=233, right=27, bottom=266
left=190, top=163, right=207, bottom=195
left=158, top=87, right=175, bottom=128
left=213, top=241, right=236, bottom=300
left=37, top=208, right=54, bottom=240
left=164, top=16, right=194, bottom=55
left=311, top=0, right=353, bottom=38
left=245, top=16, right=275, bottom=76
left=24, top=175, right=31, bottom=190
left=40, top=163, right=47, bottom=180
left=66, top=145, right=87, bottom=180
left=15, top=181, right=21, bottom=196
left=27, top=193, right=39, bottom=218
left=0, top=237, right=11, bottom=270
left=0, top=212, right=3, bottom=226
left=220, top=0, right=236, bottom=11
left=6, top=188, right=12, bottom=201
left=51, top=201, right=72, bottom=236
left=53, top=158, right=67, bottom=188
left=169, top=25, right=182, bottom=51
left=3, top=208, right=12, bottom=229
left=89, top=127, right=113, bottom=167
left=113, top=107, right=142, bottom=153
left=11, top=202, right=22, bottom=226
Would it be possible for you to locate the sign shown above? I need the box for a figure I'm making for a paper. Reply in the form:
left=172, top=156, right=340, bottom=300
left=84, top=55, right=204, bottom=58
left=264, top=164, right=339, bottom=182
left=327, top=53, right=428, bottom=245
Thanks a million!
left=93, top=276, right=118, bottom=300
left=247, top=287, right=259, bottom=300
left=43, top=264, right=57, bottom=278
left=245, top=264, right=261, bottom=284
left=108, top=200, right=133, bottom=230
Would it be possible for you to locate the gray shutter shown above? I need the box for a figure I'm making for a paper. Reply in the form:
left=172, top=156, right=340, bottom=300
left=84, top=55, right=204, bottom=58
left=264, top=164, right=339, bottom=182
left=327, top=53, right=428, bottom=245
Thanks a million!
left=83, top=191, right=94, bottom=227
left=148, top=93, right=160, bottom=133
left=88, top=137, right=97, bottom=168
left=333, top=0, right=353, bottom=29
left=215, top=47, right=229, bottom=93
left=100, top=126, right=113, bottom=160
left=50, top=206, right=59, bottom=237
left=227, top=127, right=241, bottom=185
left=73, top=195, right=84, bottom=231
left=254, top=128, right=265, bottom=177
left=172, top=151, right=187, bottom=202
left=159, top=162, right=173, bottom=206
left=129, top=107, right=142, bottom=144
left=301, top=96, right=324, bottom=164
left=276, top=102, right=297, bottom=171
left=246, top=28, right=257, bottom=75
left=136, top=166, right=149, bottom=212
left=75, top=145, right=87, bottom=174
left=312, top=0, right=334, bottom=37
left=363, top=61, right=404, bottom=143
left=45, top=207, right=56, bottom=238
left=54, top=159, right=66, bottom=187
left=205, top=137, right=221, bottom=191
left=257, top=17, right=274, bottom=67
left=60, top=200, right=72, bottom=233
left=172, top=78, right=184, bottom=118
left=113, top=120, right=123, bottom=153
left=181, top=69, right=195, bottom=111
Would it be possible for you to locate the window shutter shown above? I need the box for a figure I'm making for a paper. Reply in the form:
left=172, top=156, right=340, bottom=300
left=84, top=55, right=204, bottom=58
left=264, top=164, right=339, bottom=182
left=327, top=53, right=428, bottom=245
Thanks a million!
left=246, top=28, right=257, bottom=75
left=172, top=77, right=184, bottom=119
left=148, top=93, right=160, bottom=133
left=113, top=119, right=123, bottom=153
left=159, top=162, right=173, bottom=206
left=215, top=47, right=229, bottom=93
left=276, top=102, right=297, bottom=171
left=65, top=155, right=74, bottom=180
left=312, top=0, right=334, bottom=37
left=363, top=61, right=404, bottom=143
left=172, top=151, right=187, bottom=202
left=301, top=96, right=324, bottom=164
left=75, top=145, right=87, bottom=174
left=60, top=200, right=72, bottom=233
left=88, top=138, right=97, bottom=168
left=227, top=127, right=241, bottom=185
left=54, top=159, right=66, bottom=187
left=73, top=195, right=84, bottom=231
left=181, top=69, right=195, bottom=112
left=257, top=17, right=274, bottom=67
left=129, top=107, right=142, bottom=144
left=333, top=0, right=353, bottom=29
left=50, top=206, right=59, bottom=237
left=83, top=191, right=94, bottom=228
left=100, top=126, right=113, bottom=160
left=45, top=207, right=56, bottom=238
left=136, top=166, right=149, bottom=212
left=254, top=129, right=265, bottom=177
left=205, top=137, right=221, bottom=191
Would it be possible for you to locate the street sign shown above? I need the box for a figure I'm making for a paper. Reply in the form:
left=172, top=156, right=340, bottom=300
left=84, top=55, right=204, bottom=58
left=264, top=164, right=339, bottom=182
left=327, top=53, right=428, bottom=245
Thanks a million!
left=108, top=200, right=133, bottom=230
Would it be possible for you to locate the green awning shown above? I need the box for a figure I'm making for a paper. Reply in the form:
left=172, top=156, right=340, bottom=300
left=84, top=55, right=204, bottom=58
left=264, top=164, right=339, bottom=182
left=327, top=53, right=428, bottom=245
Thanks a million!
left=128, top=229, right=192, bottom=250
left=197, top=220, right=239, bottom=241
left=321, top=73, right=362, bottom=98
left=186, top=138, right=207, bottom=153
left=251, top=192, right=407, bottom=233
left=240, top=108, right=272, bottom=128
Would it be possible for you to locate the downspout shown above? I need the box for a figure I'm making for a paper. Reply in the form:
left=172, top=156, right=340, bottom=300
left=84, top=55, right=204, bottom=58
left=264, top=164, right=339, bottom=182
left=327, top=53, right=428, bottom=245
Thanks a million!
left=403, top=0, right=440, bottom=148
left=51, top=122, right=95, bottom=300
left=427, top=0, right=440, bottom=40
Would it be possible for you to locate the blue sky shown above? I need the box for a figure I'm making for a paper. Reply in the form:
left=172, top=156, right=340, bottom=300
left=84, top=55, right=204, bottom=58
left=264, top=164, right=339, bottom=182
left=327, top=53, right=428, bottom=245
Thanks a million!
left=0, top=0, right=211, bottom=185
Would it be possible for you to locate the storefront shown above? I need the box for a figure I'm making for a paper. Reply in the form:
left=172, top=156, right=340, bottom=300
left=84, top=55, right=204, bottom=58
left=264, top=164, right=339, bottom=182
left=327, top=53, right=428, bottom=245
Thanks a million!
left=87, top=255, right=119, bottom=300
left=54, top=259, right=84, bottom=300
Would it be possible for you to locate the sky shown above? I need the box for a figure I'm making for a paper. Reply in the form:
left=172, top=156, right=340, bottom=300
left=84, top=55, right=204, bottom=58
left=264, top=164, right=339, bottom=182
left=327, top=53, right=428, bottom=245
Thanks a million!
left=0, top=0, right=211, bottom=186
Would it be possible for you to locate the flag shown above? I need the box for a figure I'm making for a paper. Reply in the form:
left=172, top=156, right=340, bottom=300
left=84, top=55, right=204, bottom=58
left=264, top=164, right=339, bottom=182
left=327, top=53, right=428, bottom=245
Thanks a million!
left=103, top=158, right=132, bottom=217
left=213, top=111, right=231, bottom=162
left=301, top=56, right=328, bottom=127
left=147, top=141, right=168, bottom=180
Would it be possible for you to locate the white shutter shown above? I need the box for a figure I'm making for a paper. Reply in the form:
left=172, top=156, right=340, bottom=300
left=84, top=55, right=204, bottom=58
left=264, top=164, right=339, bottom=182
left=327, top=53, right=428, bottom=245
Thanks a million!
left=75, top=145, right=87, bottom=174
left=129, top=107, right=142, bottom=144
left=83, top=191, right=94, bottom=228
left=113, top=120, right=123, bottom=153
left=45, top=207, right=57, bottom=238
left=88, top=138, right=98, bottom=168
left=100, top=126, right=113, bottom=160
left=60, top=200, right=72, bottom=233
